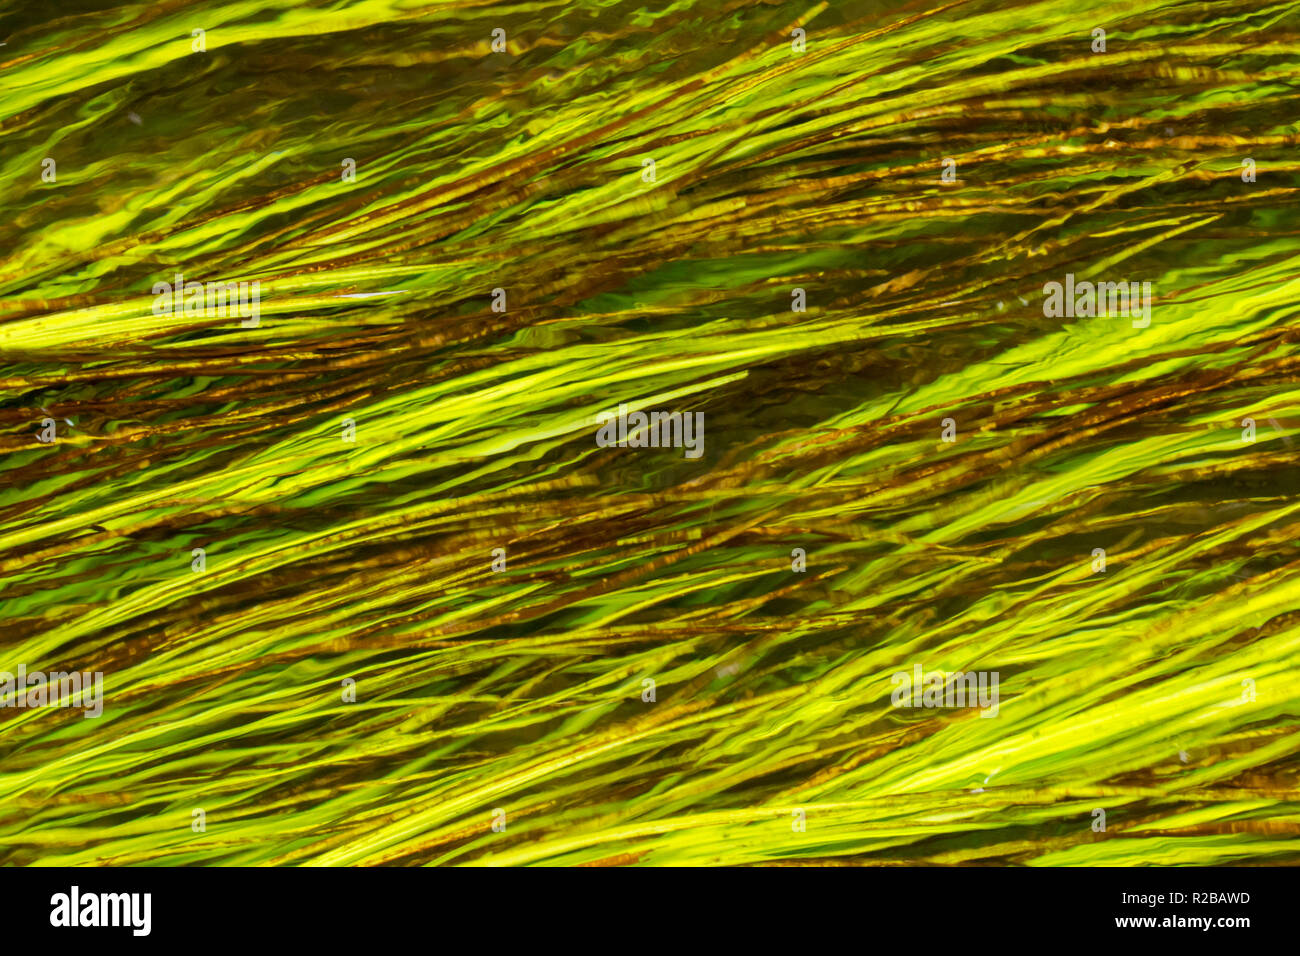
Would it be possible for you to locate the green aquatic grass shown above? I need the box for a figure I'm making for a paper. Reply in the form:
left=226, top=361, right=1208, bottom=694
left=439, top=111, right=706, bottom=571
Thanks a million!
left=0, top=0, right=1298, bottom=865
